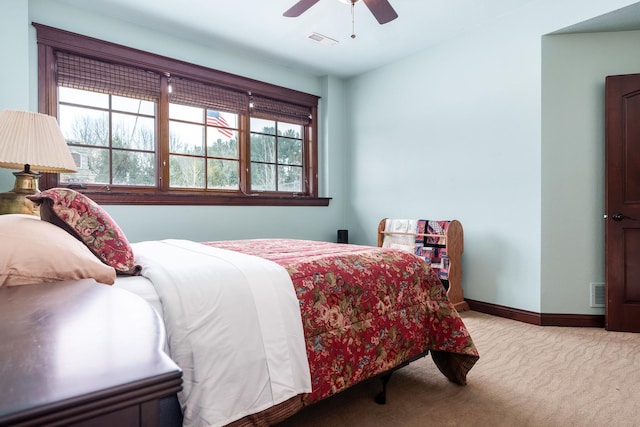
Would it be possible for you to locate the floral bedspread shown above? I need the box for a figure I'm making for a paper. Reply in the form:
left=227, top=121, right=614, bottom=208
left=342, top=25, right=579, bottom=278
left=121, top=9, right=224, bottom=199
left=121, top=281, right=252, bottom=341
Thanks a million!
left=203, top=239, right=479, bottom=405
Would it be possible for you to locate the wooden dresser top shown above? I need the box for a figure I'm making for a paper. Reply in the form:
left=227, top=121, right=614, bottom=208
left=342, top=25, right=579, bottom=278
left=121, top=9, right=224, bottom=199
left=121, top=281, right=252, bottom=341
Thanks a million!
left=0, top=279, right=181, bottom=425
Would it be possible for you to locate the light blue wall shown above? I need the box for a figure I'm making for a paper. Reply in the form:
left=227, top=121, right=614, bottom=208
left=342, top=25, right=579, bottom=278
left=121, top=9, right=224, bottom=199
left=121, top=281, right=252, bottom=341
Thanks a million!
left=0, top=1, right=30, bottom=188
left=0, top=0, right=351, bottom=243
left=345, top=0, right=639, bottom=313
left=346, top=9, right=543, bottom=313
left=3, top=0, right=640, bottom=313
left=541, top=30, right=640, bottom=314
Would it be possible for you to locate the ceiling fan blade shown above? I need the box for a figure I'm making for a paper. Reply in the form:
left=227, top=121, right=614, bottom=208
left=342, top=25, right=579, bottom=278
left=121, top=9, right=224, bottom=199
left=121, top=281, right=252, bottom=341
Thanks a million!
left=283, top=0, right=321, bottom=17
left=362, top=0, right=398, bottom=24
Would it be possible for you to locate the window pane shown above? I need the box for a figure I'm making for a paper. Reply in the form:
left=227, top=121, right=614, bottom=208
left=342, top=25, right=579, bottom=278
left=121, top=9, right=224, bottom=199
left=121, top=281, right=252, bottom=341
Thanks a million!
left=251, top=163, right=275, bottom=191
left=250, top=134, right=276, bottom=162
left=170, top=155, right=205, bottom=188
left=207, top=110, right=238, bottom=128
left=60, top=146, right=109, bottom=184
left=278, top=165, right=302, bottom=192
left=250, top=117, right=275, bottom=134
left=169, top=103, right=204, bottom=122
left=112, top=96, right=155, bottom=115
left=278, top=137, right=302, bottom=165
left=169, top=121, right=204, bottom=155
left=112, top=112, right=155, bottom=151
left=59, top=86, right=109, bottom=108
left=206, top=110, right=237, bottom=153
left=59, top=104, right=109, bottom=147
left=207, top=132, right=238, bottom=159
left=207, top=127, right=238, bottom=145
left=207, top=159, right=239, bottom=190
left=112, top=150, right=156, bottom=186
left=278, top=122, right=302, bottom=138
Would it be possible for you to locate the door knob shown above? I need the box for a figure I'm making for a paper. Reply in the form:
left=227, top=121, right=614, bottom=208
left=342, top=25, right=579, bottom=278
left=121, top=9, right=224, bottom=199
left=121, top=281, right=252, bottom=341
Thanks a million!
left=612, top=213, right=624, bottom=221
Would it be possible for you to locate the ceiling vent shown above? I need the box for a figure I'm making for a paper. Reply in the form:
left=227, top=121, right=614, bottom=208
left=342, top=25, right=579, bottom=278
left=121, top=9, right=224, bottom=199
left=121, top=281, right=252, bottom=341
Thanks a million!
left=307, top=32, right=338, bottom=46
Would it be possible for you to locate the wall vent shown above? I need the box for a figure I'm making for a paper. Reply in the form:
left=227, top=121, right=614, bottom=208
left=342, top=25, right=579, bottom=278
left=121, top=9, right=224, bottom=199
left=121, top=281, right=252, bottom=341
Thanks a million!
left=590, top=282, right=605, bottom=308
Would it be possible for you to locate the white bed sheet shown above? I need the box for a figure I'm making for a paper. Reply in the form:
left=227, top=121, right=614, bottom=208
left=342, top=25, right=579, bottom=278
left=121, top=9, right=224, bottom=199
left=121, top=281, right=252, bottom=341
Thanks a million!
left=113, top=275, right=164, bottom=318
left=130, top=239, right=311, bottom=427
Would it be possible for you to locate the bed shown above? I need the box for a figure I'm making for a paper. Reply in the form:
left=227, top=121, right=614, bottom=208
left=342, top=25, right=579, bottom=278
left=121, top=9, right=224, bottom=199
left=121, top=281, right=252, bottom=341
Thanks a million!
left=8, top=188, right=479, bottom=427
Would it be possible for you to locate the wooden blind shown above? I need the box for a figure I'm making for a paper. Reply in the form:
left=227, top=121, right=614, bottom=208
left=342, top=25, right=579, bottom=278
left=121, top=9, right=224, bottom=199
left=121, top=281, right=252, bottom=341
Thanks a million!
left=251, top=95, right=312, bottom=125
left=169, top=76, right=248, bottom=113
left=56, top=51, right=161, bottom=101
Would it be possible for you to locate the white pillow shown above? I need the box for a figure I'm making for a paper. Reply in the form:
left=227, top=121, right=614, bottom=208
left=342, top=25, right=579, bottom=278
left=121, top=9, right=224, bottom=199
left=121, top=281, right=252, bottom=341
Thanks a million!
left=0, top=214, right=116, bottom=286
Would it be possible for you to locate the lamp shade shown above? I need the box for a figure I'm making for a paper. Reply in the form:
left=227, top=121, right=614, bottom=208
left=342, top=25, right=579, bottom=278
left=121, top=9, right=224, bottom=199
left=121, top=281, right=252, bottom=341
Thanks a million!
left=0, top=109, right=77, bottom=173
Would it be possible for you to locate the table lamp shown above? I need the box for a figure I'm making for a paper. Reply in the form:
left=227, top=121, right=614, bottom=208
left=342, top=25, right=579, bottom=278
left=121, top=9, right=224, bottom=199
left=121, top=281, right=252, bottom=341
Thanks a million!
left=0, top=109, right=77, bottom=215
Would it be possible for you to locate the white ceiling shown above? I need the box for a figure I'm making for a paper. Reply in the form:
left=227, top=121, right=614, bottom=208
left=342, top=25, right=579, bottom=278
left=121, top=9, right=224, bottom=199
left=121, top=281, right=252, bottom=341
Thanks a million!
left=57, top=0, right=640, bottom=78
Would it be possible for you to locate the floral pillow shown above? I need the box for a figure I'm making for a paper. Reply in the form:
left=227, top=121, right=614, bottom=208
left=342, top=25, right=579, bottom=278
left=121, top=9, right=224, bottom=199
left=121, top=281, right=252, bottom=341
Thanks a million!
left=28, top=188, right=141, bottom=275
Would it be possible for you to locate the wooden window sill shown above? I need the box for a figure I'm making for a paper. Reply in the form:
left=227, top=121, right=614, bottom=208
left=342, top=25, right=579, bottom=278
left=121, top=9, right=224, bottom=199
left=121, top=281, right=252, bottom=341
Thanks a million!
left=81, top=191, right=331, bottom=207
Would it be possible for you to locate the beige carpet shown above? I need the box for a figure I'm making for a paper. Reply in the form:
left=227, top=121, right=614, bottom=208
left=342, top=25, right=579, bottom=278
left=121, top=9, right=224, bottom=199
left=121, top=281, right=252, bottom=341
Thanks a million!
left=276, top=311, right=640, bottom=427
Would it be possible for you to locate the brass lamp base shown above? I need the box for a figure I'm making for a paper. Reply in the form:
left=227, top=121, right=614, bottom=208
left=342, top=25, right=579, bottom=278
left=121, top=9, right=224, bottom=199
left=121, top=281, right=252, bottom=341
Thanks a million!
left=0, top=170, right=40, bottom=216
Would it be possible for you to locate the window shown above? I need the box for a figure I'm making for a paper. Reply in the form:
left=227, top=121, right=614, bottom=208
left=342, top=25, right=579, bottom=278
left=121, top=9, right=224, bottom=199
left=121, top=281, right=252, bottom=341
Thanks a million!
left=168, top=106, right=239, bottom=190
left=250, top=118, right=303, bottom=192
left=35, top=24, right=326, bottom=207
left=59, top=86, right=157, bottom=187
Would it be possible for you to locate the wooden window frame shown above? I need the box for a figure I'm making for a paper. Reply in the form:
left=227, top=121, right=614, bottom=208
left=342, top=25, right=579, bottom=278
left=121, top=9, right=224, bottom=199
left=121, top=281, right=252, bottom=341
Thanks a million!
left=34, top=23, right=329, bottom=207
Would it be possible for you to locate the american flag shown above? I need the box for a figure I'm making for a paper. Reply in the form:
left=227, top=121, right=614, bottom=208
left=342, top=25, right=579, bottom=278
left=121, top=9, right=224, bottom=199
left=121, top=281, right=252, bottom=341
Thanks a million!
left=206, top=110, right=233, bottom=139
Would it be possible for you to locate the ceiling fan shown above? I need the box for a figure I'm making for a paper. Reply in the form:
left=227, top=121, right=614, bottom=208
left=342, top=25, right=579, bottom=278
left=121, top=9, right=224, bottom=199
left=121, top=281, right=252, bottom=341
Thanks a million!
left=283, top=0, right=398, bottom=25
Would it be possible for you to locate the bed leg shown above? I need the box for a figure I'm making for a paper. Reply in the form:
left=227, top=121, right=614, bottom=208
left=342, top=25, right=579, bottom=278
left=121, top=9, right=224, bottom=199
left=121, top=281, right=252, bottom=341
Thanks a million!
left=374, top=373, right=393, bottom=404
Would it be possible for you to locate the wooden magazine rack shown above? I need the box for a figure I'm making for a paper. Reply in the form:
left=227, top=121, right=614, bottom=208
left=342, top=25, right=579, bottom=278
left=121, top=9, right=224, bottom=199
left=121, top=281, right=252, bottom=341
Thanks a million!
left=377, top=218, right=469, bottom=312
